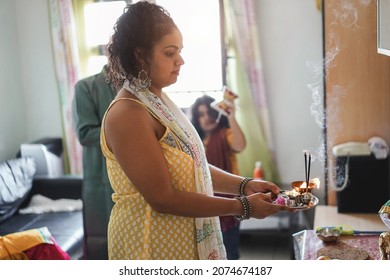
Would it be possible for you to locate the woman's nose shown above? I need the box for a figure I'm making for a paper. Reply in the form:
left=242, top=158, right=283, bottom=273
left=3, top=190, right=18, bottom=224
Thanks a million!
left=177, top=55, right=185, bottom=66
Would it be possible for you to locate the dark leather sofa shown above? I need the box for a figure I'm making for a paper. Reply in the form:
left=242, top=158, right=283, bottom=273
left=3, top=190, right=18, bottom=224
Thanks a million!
left=0, top=176, right=84, bottom=260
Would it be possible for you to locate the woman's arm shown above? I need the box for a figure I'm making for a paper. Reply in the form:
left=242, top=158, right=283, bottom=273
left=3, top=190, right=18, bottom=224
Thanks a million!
left=209, top=164, right=281, bottom=196
left=225, top=102, right=246, bottom=152
left=209, top=164, right=243, bottom=194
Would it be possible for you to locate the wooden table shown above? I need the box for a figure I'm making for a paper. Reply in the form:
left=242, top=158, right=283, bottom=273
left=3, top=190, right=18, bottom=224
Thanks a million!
left=313, top=205, right=388, bottom=231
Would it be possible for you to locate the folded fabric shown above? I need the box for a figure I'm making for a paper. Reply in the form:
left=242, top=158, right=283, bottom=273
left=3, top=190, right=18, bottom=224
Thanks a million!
left=19, top=194, right=82, bottom=214
left=0, top=227, right=70, bottom=260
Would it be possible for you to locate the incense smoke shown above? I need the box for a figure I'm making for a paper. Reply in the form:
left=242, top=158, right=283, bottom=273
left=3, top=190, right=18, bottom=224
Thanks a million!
left=306, top=0, right=369, bottom=190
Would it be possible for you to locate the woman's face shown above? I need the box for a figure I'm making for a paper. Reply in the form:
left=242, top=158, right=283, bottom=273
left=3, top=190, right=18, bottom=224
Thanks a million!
left=148, top=28, right=185, bottom=92
left=197, top=104, right=218, bottom=133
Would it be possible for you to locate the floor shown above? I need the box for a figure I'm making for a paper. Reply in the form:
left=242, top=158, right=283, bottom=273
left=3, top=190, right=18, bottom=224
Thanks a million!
left=238, top=229, right=294, bottom=260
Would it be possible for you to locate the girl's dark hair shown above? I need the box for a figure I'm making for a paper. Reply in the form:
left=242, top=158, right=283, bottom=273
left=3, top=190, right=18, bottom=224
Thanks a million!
left=107, top=1, right=177, bottom=88
left=191, top=95, right=229, bottom=140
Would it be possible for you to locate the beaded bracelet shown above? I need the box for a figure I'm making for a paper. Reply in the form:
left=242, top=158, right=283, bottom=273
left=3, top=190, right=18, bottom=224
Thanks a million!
left=237, top=177, right=253, bottom=196
left=234, top=195, right=253, bottom=221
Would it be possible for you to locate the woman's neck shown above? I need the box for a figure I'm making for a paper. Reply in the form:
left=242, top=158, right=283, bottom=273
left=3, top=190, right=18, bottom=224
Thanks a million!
left=149, top=85, right=162, bottom=98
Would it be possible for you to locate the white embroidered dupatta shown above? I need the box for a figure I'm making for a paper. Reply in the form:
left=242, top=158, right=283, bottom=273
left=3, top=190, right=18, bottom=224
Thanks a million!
left=123, top=80, right=226, bottom=260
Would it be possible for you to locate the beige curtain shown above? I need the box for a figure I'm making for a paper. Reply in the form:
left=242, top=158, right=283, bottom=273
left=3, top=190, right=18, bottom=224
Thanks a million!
left=48, top=0, right=82, bottom=174
left=223, top=0, right=279, bottom=182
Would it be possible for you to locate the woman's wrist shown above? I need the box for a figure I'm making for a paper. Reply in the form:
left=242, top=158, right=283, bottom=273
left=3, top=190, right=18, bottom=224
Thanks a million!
left=234, top=195, right=252, bottom=221
left=237, top=177, right=253, bottom=196
left=232, top=197, right=244, bottom=216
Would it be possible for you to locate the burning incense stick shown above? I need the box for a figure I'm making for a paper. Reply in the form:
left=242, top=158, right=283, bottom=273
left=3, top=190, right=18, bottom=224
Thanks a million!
left=308, top=152, right=311, bottom=192
left=304, top=151, right=307, bottom=183
left=304, top=150, right=311, bottom=193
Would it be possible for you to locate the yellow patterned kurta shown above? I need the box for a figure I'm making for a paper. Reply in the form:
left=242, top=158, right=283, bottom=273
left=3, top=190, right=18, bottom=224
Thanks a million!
left=100, top=98, right=198, bottom=260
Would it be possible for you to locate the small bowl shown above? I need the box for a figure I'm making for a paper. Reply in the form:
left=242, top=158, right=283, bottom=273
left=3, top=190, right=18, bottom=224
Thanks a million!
left=291, top=181, right=315, bottom=193
left=317, top=227, right=341, bottom=244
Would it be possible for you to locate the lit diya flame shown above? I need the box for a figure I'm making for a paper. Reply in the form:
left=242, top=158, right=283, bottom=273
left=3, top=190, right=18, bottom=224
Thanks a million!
left=291, top=178, right=320, bottom=193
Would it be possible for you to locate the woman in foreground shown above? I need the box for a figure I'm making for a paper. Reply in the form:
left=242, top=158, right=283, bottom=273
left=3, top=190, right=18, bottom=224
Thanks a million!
left=101, top=1, right=293, bottom=260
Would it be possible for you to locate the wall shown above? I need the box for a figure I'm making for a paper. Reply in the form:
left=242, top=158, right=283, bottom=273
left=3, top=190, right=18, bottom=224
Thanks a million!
left=0, top=0, right=62, bottom=162
left=15, top=0, right=62, bottom=141
left=256, top=0, right=325, bottom=195
left=0, top=0, right=26, bottom=161
left=0, top=0, right=324, bottom=201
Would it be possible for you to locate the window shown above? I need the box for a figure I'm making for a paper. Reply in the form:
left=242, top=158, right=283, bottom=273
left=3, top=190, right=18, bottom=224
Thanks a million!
left=82, top=1, right=126, bottom=76
left=80, top=0, right=224, bottom=108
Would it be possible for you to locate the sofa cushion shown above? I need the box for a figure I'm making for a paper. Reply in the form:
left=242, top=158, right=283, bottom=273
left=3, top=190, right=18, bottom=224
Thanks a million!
left=0, top=157, right=36, bottom=223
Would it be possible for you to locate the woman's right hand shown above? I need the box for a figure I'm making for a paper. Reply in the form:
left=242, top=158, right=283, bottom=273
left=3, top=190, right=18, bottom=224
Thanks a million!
left=246, top=193, right=295, bottom=219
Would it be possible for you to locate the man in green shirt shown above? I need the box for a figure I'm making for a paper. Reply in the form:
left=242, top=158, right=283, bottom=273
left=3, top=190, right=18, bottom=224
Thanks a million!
left=73, top=65, right=116, bottom=259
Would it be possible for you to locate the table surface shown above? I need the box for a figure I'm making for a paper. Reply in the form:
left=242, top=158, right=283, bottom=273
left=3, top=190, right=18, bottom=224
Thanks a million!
left=293, top=230, right=383, bottom=260
left=314, top=205, right=388, bottom=231
left=293, top=205, right=389, bottom=260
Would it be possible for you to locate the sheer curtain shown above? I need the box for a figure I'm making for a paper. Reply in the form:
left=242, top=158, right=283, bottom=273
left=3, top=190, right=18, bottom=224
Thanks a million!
left=48, top=0, right=82, bottom=174
left=223, top=0, right=279, bottom=182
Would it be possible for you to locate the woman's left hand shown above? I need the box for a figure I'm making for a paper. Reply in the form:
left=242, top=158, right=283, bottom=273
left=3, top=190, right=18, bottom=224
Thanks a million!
left=244, top=179, right=281, bottom=200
